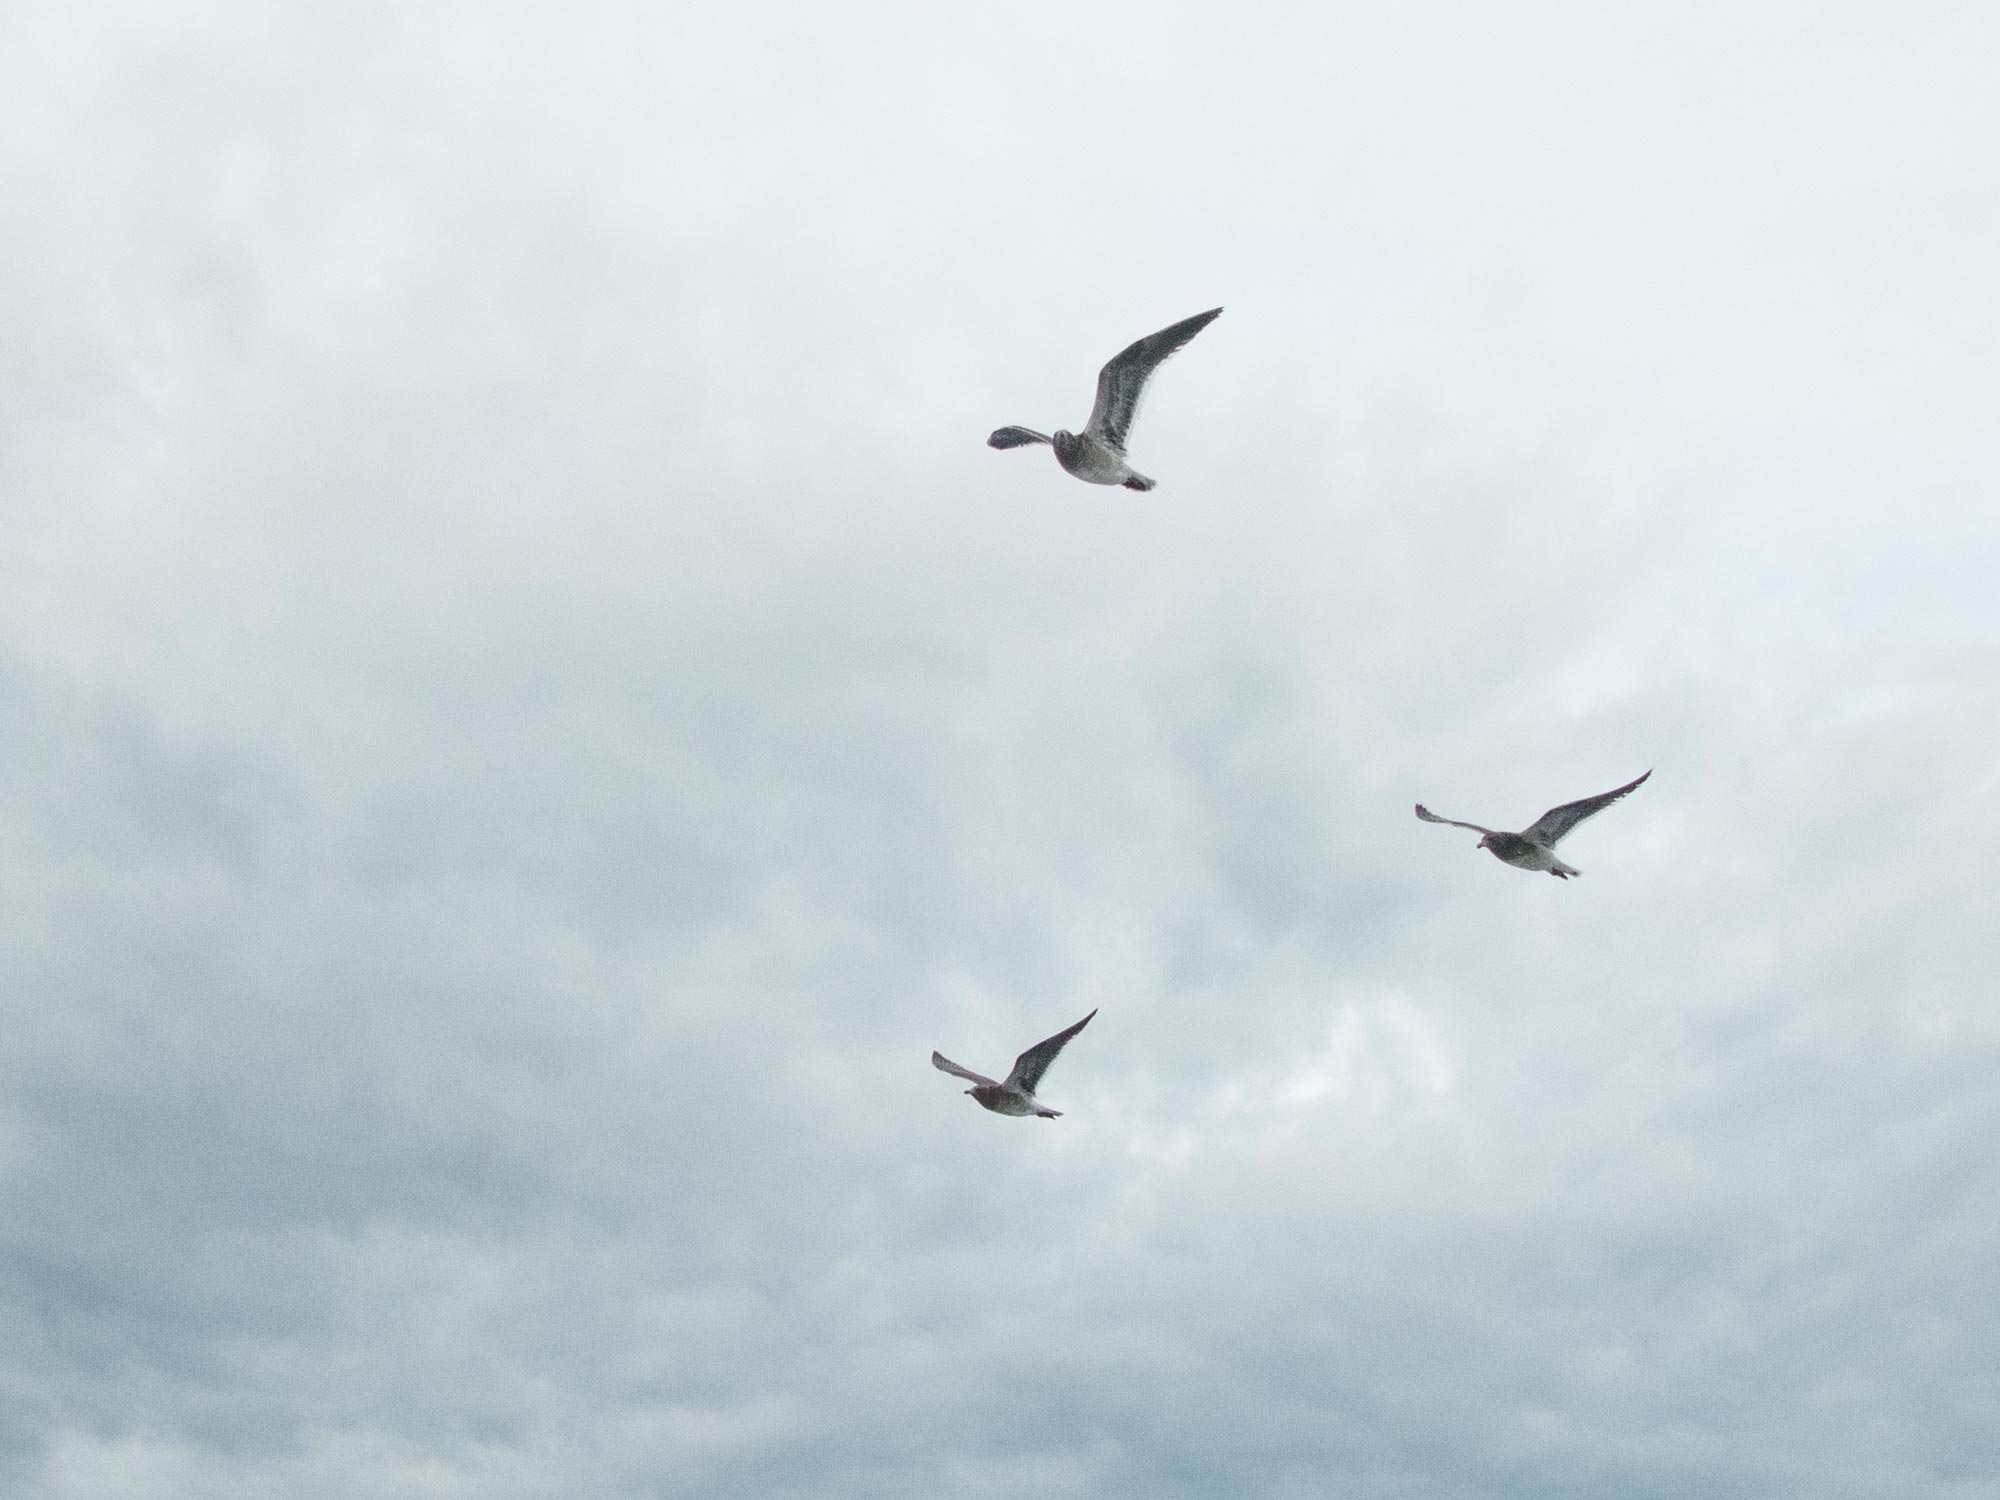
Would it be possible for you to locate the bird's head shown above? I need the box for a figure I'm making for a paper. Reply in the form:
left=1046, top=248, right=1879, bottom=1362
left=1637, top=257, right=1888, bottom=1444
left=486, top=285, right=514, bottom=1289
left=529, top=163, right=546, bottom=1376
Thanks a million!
left=1476, top=833, right=1498, bottom=851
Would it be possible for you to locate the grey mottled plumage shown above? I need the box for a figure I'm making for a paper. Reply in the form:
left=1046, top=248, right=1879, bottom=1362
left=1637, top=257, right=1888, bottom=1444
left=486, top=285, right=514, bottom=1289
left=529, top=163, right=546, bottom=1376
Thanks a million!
left=932, top=1010, right=1097, bottom=1118
left=987, top=308, right=1222, bottom=491
left=1415, top=771, right=1652, bottom=878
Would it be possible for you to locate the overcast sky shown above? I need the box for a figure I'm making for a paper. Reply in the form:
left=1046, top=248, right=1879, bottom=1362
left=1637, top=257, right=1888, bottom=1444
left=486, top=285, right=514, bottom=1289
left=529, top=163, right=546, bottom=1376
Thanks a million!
left=3, top=2, right=1998, bottom=1497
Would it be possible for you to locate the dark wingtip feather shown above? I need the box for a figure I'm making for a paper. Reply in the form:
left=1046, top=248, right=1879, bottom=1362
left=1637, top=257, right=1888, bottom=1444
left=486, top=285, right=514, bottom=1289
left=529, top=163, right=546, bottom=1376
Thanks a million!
left=1163, top=306, right=1223, bottom=344
left=1174, top=307, right=1223, bottom=339
left=988, top=425, right=1052, bottom=450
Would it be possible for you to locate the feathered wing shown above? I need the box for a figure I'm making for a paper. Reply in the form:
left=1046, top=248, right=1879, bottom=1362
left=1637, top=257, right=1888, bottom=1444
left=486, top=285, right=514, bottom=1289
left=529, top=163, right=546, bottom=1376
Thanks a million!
left=1522, top=770, right=1652, bottom=848
left=932, top=1052, right=998, bottom=1088
left=1414, top=804, right=1495, bottom=836
left=1084, top=307, right=1222, bottom=450
left=1004, top=1009, right=1097, bottom=1094
left=988, top=425, right=1053, bottom=449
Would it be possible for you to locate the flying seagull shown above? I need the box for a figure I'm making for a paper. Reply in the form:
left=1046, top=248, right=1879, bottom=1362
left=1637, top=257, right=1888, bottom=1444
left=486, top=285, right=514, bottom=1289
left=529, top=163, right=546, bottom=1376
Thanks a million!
left=987, top=308, right=1222, bottom=491
left=1414, top=771, right=1652, bottom=879
left=932, top=1009, right=1097, bottom=1118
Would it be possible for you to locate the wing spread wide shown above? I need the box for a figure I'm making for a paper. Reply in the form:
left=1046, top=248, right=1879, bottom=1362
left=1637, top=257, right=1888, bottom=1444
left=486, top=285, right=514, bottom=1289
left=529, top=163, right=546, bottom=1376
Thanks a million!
left=988, top=425, right=1053, bottom=449
left=1414, top=804, right=1494, bottom=836
left=1004, top=1009, right=1097, bottom=1095
left=1084, top=308, right=1222, bottom=451
left=1522, top=770, right=1652, bottom=848
left=932, top=1052, right=998, bottom=1088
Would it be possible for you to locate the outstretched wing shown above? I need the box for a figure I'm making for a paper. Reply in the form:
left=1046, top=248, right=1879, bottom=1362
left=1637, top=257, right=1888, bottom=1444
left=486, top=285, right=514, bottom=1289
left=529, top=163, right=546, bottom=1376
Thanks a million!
left=932, top=1052, right=999, bottom=1088
left=988, top=426, right=1052, bottom=449
left=1084, top=307, right=1222, bottom=451
left=1004, top=1009, right=1097, bottom=1094
left=1522, top=770, right=1652, bottom=848
left=1414, top=804, right=1495, bottom=836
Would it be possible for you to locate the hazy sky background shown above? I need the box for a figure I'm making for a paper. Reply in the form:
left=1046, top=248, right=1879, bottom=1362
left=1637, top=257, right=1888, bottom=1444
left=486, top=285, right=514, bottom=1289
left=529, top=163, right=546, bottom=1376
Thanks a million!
left=3, top=3, right=1998, bottom=1496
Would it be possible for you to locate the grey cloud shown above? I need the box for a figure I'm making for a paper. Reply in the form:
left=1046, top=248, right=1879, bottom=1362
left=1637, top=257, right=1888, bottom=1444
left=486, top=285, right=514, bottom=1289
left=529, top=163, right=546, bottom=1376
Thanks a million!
left=4, top=2, right=1999, bottom=1498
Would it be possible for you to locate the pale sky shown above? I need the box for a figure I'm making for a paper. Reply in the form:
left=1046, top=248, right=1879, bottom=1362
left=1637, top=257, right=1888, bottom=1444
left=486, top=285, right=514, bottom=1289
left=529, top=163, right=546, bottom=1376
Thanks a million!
left=3, top=3, right=1998, bottom=1497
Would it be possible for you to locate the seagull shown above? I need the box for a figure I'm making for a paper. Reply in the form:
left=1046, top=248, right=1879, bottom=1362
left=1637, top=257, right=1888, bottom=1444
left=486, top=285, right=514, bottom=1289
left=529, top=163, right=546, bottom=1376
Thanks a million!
left=987, top=308, right=1222, bottom=491
left=932, top=1009, right=1097, bottom=1119
left=1414, top=771, right=1651, bottom=879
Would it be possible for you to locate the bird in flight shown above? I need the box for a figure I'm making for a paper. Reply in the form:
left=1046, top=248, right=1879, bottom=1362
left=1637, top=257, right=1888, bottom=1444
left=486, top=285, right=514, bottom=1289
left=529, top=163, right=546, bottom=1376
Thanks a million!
left=987, top=308, right=1222, bottom=491
left=1414, top=771, right=1652, bottom=879
left=932, top=1010, right=1098, bottom=1118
